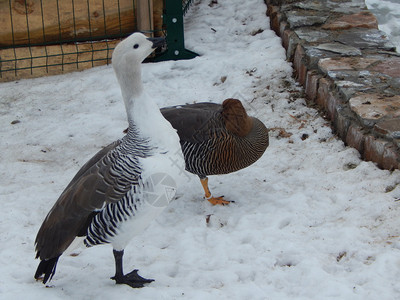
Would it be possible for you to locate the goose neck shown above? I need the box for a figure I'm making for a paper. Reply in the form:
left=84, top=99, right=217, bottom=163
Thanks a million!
left=114, top=58, right=143, bottom=100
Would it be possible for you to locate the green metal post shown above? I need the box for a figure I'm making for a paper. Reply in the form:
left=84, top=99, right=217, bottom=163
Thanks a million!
left=154, top=0, right=198, bottom=61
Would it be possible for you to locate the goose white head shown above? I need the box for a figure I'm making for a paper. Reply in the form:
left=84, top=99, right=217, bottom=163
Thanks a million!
left=112, top=33, right=165, bottom=102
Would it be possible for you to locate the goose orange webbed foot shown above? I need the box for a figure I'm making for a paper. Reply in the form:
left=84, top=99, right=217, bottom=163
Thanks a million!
left=200, top=177, right=233, bottom=206
left=206, top=196, right=234, bottom=206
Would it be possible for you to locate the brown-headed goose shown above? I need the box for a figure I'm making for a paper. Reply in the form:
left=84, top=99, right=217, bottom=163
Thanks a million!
left=161, top=99, right=269, bottom=205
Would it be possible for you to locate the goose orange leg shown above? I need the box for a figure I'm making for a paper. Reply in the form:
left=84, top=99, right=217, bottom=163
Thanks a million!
left=200, top=177, right=231, bottom=205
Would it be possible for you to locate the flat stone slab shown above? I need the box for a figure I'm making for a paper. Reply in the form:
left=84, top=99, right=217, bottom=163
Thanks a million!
left=322, top=11, right=378, bottom=30
left=318, top=57, right=379, bottom=73
left=375, top=119, right=400, bottom=139
left=315, top=43, right=362, bottom=56
left=294, top=28, right=330, bottom=43
left=286, top=11, right=328, bottom=28
left=349, top=94, right=400, bottom=125
left=290, top=0, right=366, bottom=13
left=370, top=58, right=400, bottom=78
left=336, top=28, right=395, bottom=51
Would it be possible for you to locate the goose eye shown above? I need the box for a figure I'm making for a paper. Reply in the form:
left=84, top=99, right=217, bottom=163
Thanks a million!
left=133, top=44, right=139, bottom=49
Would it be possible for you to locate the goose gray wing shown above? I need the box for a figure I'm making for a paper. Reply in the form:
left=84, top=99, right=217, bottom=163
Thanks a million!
left=35, top=140, right=141, bottom=260
left=161, top=103, right=223, bottom=143
left=64, top=140, right=122, bottom=191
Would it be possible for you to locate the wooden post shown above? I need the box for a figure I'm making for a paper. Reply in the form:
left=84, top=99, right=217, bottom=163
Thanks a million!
left=136, top=0, right=154, bottom=36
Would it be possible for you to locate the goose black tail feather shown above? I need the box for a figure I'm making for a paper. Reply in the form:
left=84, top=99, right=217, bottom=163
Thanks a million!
left=34, top=256, right=60, bottom=284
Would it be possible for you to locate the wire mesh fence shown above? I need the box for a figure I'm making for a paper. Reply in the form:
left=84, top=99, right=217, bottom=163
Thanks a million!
left=0, top=0, right=196, bottom=82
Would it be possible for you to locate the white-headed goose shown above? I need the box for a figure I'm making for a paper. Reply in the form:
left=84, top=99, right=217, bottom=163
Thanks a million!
left=34, top=32, right=185, bottom=288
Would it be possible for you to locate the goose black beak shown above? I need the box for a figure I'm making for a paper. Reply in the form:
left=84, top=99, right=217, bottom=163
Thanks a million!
left=147, top=37, right=166, bottom=49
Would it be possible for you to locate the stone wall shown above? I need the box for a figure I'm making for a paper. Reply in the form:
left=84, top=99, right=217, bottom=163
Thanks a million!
left=265, top=0, right=400, bottom=170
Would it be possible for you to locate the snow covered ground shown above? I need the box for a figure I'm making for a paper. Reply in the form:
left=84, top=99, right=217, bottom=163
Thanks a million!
left=1, top=0, right=400, bottom=299
left=366, top=0, right=400, bottom=51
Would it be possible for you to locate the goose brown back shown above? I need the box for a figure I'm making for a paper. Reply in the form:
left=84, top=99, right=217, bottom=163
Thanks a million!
left=160, top=98, right=269, bottom=205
